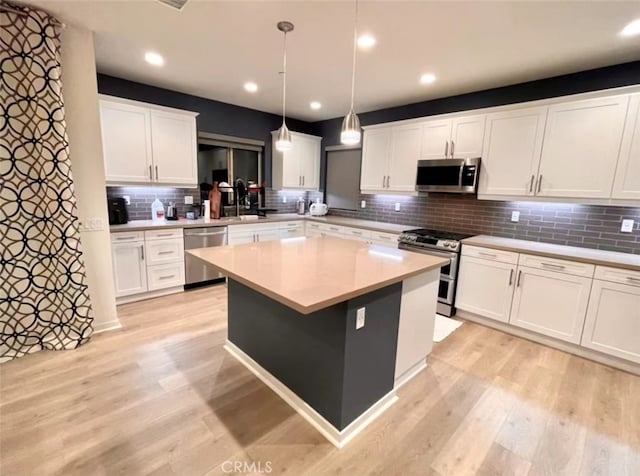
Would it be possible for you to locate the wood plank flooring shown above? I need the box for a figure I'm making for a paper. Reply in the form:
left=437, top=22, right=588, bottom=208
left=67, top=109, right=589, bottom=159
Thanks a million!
left=1, top=284, right=638, bottom=475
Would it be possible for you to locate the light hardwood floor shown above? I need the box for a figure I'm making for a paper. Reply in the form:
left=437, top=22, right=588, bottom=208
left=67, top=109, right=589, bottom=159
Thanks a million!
left=1, top=284, right=638, bottom=476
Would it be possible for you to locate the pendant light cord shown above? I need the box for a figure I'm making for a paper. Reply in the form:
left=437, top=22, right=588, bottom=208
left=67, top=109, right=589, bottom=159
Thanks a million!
left=282, top=30, right=288, bottom=126
left=349, top=0, right=358, bottom=112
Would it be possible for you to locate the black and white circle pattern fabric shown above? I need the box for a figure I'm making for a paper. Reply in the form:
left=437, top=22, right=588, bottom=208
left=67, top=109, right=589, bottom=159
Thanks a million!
left=1, top=3, right=93, bottom=362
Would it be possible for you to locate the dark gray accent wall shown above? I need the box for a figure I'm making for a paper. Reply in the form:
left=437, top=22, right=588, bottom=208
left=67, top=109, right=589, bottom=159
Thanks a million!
left=96, top=74, right=316, bottom=186
left=227, top=279, right=401, bottom=430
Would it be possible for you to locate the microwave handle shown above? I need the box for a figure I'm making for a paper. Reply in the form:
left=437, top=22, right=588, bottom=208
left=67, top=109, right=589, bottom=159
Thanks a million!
left=458, top=163, right=464, bottom=189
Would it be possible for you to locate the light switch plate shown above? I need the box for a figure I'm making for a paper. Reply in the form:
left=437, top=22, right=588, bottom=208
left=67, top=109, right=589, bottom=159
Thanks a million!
left=511, top=211, right=520, bottom=223
left=621, top=219, right=634, bottom=233
left=356, top=307, right=366, bottom=330
left=360, top=200, right=366, bottom=209
left=123, top=195, right=130, bottom=205
left=282, top=196, right=287, bottom=203
left=184, top=195, right=193, bottom=205
left=394, top=202, right=401, bottom=212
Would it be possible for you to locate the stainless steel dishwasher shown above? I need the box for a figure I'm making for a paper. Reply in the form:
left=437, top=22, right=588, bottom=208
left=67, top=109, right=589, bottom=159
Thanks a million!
left=184, top=226, right=227, bottom=286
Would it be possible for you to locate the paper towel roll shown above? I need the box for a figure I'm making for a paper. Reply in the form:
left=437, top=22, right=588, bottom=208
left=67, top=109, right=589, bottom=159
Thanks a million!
left=203, top=200, right=210, bottom=222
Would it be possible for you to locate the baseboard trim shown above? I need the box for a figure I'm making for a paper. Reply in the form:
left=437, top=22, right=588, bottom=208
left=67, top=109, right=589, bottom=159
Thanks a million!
left=93, top=320, right=122, bottom=334
left=394, top=359, right=427, bottom=391
left=456, top=310, right=640, bottom=376
left=224, top=340, right=398, bottom=448
left=116, top=286, right=184, bottom=305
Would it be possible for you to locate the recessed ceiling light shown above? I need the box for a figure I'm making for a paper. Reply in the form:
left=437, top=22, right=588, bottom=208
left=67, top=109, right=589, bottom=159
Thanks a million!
left=357, top=34, right=376, bottom=49
left=620, top=19, right=640, bottom=37
left=420, top=73, right=437, bottom=85
left=310, top=101, right=322, bottom=110
left=144, top=51, right=164, bottom=66
left=244, top=82, right=258, bottom=93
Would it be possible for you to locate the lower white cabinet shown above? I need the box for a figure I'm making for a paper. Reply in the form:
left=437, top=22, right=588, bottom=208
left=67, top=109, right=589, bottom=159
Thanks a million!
left=279, top=221, right=305, bottom=239
left=228, top=223, right=282, bottom=244
left=147, top=261, right=186, bottom=291
left=581, top=277, right=640, bottom=364
left=509, top=266, right=592, bottom=344
left=111, top=240, right=147, bottom=297
left=456, top=255, right=516, bottom=323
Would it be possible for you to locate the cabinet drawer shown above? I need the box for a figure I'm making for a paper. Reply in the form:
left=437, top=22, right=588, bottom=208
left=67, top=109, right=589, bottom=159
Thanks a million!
left=594, top=265, right=640, bottom=286
left=345, top=227, right=371, bottom=239
left=111, top=231, right=144, bottom=243
left=462, top=245, right=518, bottom=264
left=228, top=223, right=279, bottom=234
left=306, top=222, right=321, bottom=231
left=145, top=238, right=184, bottom=265
left=518, top=254, right=594, bottom=278
left=144, top=228, right=184, bottom=241
left=279, top=220, right=304, bottom=230
left=370, top=231, right=399, bottom=244
left=147, top=262, right=185, bottom=291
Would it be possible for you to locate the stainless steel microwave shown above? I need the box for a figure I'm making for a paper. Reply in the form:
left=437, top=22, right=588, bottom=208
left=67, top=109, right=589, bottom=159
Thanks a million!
left=415, top=157, right=481, bottom=193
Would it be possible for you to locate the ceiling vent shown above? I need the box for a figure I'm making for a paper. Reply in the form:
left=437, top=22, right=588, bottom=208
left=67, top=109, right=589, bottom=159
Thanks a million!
left=157, top=0, right=189, bottom=11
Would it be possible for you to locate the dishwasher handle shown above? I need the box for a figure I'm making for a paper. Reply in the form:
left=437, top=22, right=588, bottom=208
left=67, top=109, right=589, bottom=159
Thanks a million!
left=185, top=231, right=227, bottom=237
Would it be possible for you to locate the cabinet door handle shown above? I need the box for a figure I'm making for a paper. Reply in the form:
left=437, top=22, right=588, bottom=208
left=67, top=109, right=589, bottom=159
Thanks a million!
left=302, top=176, right=305, bottom=186
left=159, top=274, right=175, bottom=280
left=537, top=174, right=542, bottom=193
left=382, top=175, right=385, bottom=188
left=149, top=165, right=153, bottom=181
left=444, top=141, right=449, bottom=157
left=509, top=268, right=514, bottom=286
left=516, top=270, right=522, bottom=287
left=450, top=140, right=455, bottom=158
left=541, top=262, right=565, bottom=270
left=155, top=165, right=159, bottom=181
left=478, top=251, right=497, bottom=258
left=158, top=250, right=174, bottom=255
left=140, top=245, right=145, bottom=261
left=529, top=174, right=535, bottom=193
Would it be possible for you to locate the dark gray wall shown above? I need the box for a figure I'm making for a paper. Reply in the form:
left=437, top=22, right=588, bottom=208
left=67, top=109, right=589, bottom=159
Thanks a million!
left=227, top=279, right=400, bottom=430
left=96, top=74, right=315, bottom=186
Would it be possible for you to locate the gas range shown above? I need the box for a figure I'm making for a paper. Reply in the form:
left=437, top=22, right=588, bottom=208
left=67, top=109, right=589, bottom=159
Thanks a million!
left=398, top=228, right=474, bottom=317
left=398, top=228, right=473, bottom=253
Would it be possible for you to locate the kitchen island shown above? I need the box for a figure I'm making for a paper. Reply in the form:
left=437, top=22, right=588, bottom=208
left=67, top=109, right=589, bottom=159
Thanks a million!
left=188, top=236, right=448, bottom=447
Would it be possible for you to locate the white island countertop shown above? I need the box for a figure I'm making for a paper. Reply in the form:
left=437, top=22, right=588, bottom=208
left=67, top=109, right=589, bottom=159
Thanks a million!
left=187, top=236, right=448, bottom=314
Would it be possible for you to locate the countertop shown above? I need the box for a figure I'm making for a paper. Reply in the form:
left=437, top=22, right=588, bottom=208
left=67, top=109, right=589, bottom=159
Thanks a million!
left=187, top=236, right=448, bottom=314
left=110, top=214, right=413, bottom=235
left=462, top=235, right=640, bottom=272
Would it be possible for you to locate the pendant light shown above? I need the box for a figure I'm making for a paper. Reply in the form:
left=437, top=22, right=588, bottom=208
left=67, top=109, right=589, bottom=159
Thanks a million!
left=275, top=21, right=294, bottom=152
left=340, top=0, right=361, bottom=146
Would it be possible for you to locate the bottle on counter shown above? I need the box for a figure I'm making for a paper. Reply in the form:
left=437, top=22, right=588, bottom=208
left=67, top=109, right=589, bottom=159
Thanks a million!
left=296, top=197, right=306, bottom=215
left=151, top=198, right=165, bottom=223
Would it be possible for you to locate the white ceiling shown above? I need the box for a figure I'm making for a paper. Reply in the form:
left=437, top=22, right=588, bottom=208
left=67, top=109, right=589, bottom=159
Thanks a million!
left=21, top=0, right=640, bottom=121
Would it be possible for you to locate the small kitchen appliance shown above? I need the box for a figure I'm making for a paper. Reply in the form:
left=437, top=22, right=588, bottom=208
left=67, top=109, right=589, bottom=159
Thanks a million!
left=166, top=202, right=178, bottom=221
left=107, top=197, right=128, bottom=225
left=309, top=203, right=328, bottom=216
left=416, top=157, right=480, bottom=193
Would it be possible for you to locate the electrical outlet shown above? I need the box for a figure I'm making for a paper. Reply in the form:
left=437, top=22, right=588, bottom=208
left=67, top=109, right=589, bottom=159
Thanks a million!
left=511, top=211, right=520, bottom=223
left=122, top=195, right=130, bottom=205
left=356, top=307, right=366, bottom=330
left=184, top=195, right=193, bottom=205
left=621, top=219, right=634, bottom=233
left=282, top=196, right=287, bottom=203
left=394, top=202, right=401, bottom=212
left=360, top=200, right=366, bottom=209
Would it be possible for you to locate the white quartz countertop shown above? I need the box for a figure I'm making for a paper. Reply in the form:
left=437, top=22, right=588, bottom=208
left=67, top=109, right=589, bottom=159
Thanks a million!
left=110, top=214, right=414, bottom=235
left=463, top=235, right=640, bottom=272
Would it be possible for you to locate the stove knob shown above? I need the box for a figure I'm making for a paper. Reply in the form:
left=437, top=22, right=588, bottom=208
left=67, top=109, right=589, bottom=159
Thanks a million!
left=444, top=241, right=451, bottom=247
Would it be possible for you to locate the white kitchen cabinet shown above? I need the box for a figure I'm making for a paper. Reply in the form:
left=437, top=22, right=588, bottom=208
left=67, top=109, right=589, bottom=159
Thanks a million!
left=111, top=240, right=147, bottom=297
left=612, top=94, right=640, bottom=200
left=150, top=111, right=197, bottom=185
left=456, top=255, right=516, bottom=323
left=227, top=231, right=255, bottom=245
left=420, top=115, right=485, bottom=159
left=100, top=96, right=198, bottom=187
left=271, top=131, right=321, bottom=190
left=144, top=238, right=184, bottom=266
left=388, top=124, right=421, bottom=192
left=147, top=261, right=186, bottom=291
left=279, top=221, right=305, bottom=239
left=509, top=266, right=592, bottom=344
left=479, top=107, right=547, bottom=197
left=420, top=118, right=452, bottom=159
left=582, top=278, right=640, bottom=364
left=361, top=128, right=391, bottom=191
left=536, top=95, right=629, bottom=199
left=228, top=223, right=282, bottom=244
left=100, top=100, right=153, bottom=183
left=450, top=115, right=486, bottom=158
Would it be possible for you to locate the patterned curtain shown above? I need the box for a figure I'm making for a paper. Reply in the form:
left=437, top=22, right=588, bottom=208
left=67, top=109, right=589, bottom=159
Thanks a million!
left=1, top=3, right=93, bottom=362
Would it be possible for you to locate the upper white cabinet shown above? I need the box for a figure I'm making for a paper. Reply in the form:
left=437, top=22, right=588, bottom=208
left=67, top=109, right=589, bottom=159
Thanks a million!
left=271, top=131, right=321, bottom=190
left=536, top=95, right=629, bottom=199
left=361, top=124, right=420, bottom=193
left=479, top=107, right=547, bottom=196
left=420, top=115, right=485, bottom=159
left=100, top=96, right=198, bottom=187
left=612, top=94, right=640, bottom=200
left=149, top=111, right=198, bottom=185
left=361, top=128, right=391, bottom=191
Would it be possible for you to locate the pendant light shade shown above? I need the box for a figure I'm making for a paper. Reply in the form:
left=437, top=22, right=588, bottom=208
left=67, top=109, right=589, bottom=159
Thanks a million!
left=340, top=0, right=361, bottom=146
left=275, top=21, right=294, bottom=152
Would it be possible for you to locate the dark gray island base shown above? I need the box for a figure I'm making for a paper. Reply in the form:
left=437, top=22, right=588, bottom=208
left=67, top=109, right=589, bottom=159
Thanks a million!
left=227, top=279, right=401, bottom=437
